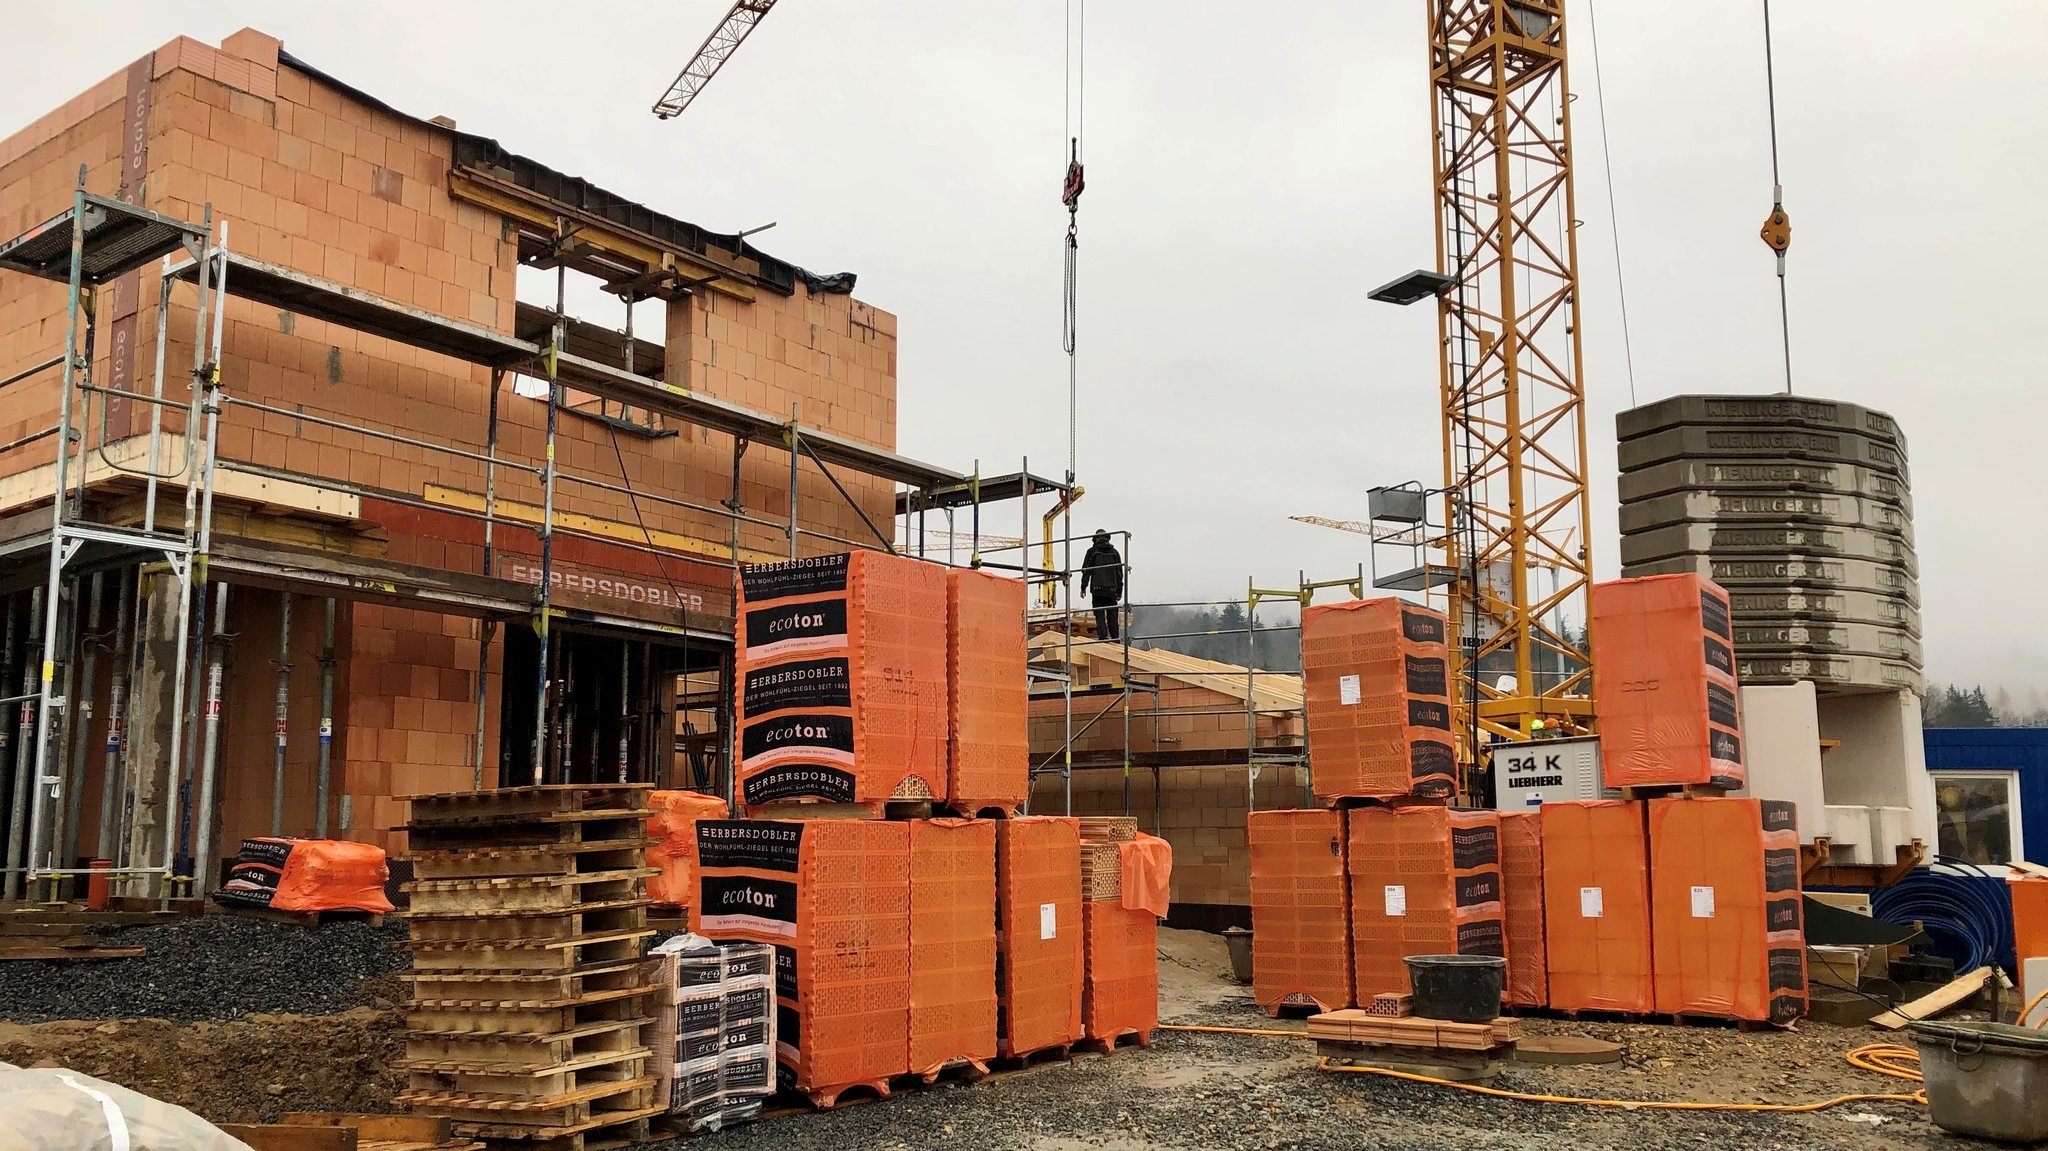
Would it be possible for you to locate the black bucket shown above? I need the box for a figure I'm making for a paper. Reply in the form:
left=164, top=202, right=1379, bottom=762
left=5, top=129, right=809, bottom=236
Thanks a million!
left=1404, top=954, right=1506, bottom=1023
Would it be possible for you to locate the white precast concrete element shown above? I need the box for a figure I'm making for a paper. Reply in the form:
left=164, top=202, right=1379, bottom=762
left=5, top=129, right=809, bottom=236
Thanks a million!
left=1737, top=682, right=1825, bottom=836
left=1820, top=688, right=1938, bottom=858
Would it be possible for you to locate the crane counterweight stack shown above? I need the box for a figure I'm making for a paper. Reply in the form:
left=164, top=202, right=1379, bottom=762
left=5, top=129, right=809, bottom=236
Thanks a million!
left=1425, top=0, right=1595, bottom=757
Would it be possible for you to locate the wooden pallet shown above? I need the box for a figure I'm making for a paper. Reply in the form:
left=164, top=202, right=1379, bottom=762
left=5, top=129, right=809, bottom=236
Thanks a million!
left=407, top=841, right=653, bottom=882
left=0, top=936, right=144, bottom=961
left=404, top=930, right=652, bottom=973
left=216, top=904, right=388, bottom=929
left=405, top=1018, right=651, bottom=1066
left=1075, top=1028, right=1150, bottom=1056
left=405, top=871, right=656, bottom=916
left=225, top=1114, right=485, bottom=1151
left=403, top=785, right=653, bottom=826
left=1313, top=1039, right=1507, bottom=1082
left=991, top=1041, right=1073, bottom=1070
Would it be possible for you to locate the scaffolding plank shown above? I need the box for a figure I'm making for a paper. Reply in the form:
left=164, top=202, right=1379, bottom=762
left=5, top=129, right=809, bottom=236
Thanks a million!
left=0, top=195, right=204, bottom=284
left=165, top=251, right=538, bottom=368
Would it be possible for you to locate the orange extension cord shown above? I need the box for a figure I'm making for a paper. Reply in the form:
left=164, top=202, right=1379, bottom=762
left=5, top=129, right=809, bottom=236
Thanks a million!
left=1156, top=1024, right=1929, bottom=1112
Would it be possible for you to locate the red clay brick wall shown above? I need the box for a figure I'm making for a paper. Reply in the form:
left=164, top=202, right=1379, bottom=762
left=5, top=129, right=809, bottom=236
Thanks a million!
left=3, top=29, right=901, bottom=566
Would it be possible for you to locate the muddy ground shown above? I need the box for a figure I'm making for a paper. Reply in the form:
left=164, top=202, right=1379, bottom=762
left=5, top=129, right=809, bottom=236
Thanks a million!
left=0, top=923, right=1960, bottom=1149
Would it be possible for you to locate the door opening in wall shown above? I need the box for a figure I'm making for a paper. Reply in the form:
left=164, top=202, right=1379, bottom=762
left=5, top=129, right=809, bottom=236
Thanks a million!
left=498, top=625, right=730, bottom=790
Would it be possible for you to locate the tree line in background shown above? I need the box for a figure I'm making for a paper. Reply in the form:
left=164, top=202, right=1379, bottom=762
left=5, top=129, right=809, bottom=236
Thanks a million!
left=1127, top=602, right=1301, bottom=672
left=1922, top=683, right=2048, bottom=728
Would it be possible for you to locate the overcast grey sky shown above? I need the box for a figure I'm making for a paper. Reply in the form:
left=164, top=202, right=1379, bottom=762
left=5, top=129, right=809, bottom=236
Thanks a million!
left=7, top=3, right=2044, bottom=691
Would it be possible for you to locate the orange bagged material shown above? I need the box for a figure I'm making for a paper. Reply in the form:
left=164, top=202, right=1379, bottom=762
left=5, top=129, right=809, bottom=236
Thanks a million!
left=1082, top=901, right=1158, bottom=1044
left=1541, top=800, right=1654, bottom=1014
left=1498, top=811, right=1548, bottom=1008
left=735, top=552, right=949, bottom=810
left=212, top=838, right=393, bottom=914
left=1301, top=599, right=1456, bottom=802
left=1590, top=574, right=1746, bottom=789
left=908, top=819, right=998, bottom=1078
left=996, top=817, right=1083, bottom=1057
left=2013, top=877, right=2048, bottom=1010
left=1119, top=833, right=1173, bottom=918
left=1345, top=807, right=1504, bottom=1000
left=946, top=569, right=1029, bottom=815
left=1248, top=810, right=1354, bottom=1014
left=647, top=790, right=729, bottom=906
left=1650, top=797, right=1806, bottom=1023
left=688, top=819, right=910, bottom=1105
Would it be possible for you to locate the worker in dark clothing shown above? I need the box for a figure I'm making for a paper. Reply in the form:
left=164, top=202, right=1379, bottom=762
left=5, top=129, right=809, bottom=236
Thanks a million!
left=1080, top=529, right=1123, bottom=641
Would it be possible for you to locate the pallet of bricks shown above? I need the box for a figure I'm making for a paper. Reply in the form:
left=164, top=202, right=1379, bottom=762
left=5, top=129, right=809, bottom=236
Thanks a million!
left=397, top=785, right=664, bottom=1151
left=1249, top=597, right=1498, bottom=1021
left=1247, top=579, right=1806, bottom=1035
left=1076, top=817, right=1159, bottom=1055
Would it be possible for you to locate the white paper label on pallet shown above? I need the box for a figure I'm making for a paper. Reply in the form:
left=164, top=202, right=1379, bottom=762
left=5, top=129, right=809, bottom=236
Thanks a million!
left=1384, top=885, right=1407, bottom=916
left=1339, top=675, right=1361, bottom=706
left=1579, top=886, right=1604, bottom=918
left=1691, top=886, right=1716, bottom=918
left=1039, top=903, right=1057, bottom=940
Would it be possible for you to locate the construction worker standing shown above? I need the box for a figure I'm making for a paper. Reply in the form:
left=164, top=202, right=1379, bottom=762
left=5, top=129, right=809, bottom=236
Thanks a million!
left=1080, top=529, right=1123, bottom=641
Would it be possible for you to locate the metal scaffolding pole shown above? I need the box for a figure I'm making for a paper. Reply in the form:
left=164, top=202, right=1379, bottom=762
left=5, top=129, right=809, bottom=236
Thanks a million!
left=96, top=567, right=134, bottom=861
left=190, top=582, right=229, bottom=894
left=6, top=588, right=44, bottom=900
left=473, top=367, right=502, bottom=793
left=270, top=592, right=293, bottom=835
left=532, top=253, right=565, bottom=784
left=316, top=598, right=336, bottom=836
left=61, top=571, right=105, bottom=869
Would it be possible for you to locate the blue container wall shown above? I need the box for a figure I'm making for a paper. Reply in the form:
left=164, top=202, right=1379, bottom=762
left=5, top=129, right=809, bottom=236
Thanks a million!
left=1923, top=728, right=2048, bottom=865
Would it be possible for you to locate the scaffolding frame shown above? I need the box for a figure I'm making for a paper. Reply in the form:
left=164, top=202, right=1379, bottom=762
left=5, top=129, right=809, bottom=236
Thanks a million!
left=0, top=181, right=1024, bottom=900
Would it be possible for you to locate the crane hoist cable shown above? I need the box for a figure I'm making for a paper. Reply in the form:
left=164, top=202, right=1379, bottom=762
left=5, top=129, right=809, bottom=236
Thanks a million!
left=1061, top=0, right=1086, bottom=487
left=1759, top=0, right=1794, bottom=394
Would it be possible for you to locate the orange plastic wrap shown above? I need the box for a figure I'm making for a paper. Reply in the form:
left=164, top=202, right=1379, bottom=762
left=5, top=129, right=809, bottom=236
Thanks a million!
left=1301, top=599, right=1456, bottom=802
left=946, top=569, right=1029, bottom=815
left=1247, top=810, right=1354, bottom=1014
left=274, top=840, right=393, bottom=914
left=1540, top=800, right=1654, bottom=1014
left=736, top=552, right=949, bottom=810
left=1650, top=797, right=1806, bottom=1023
left=646, top=789, right=728, bottom=906
left=688, top=819, right=910, bottom=1105
left=215, top=838, right=393, bottom=914
left=1082, top=901, right=1158, bottom=1044
left=995, top=817, right=1083, bottom=1057
left=1118, top=833, right=1173, bottom=918
left=908, top=818, right=998, bottom=1078
left=1590, top=574, right=1746, bottom=789
left=1345, top=807, right=1504, bottom=1000
left=2013, top=877, right=2048, bottom=1010
left=1498, top=811, right=1548, bottom=1008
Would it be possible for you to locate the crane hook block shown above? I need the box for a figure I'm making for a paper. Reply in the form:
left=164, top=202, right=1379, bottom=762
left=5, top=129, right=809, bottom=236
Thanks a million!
left=1062, top=160, right=1086, bottom=210
left=1759, top=208, right=1792, bottom=253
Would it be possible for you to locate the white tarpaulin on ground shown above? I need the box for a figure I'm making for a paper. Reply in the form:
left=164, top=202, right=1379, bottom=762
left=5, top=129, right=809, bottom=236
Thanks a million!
left=0, top=1062, right=252, bottom=1151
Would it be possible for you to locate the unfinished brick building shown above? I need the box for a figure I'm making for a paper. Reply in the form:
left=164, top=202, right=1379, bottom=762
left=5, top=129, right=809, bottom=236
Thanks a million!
left=0, top=29, right=993, bottom=894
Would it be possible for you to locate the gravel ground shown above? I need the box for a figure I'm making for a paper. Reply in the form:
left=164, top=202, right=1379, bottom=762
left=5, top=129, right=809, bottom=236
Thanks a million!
left=0, top=920, right=1962, bottom=1149
left=0, top=914, right=410, bottom=1023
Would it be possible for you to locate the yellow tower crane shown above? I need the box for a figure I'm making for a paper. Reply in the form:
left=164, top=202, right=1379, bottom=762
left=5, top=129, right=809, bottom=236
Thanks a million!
left=1365, top=0, right=1595, bottom=763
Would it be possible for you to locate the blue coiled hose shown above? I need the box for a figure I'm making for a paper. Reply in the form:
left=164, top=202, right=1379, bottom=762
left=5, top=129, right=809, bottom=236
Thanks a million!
left=1870, top=858, right=2015, bottom=974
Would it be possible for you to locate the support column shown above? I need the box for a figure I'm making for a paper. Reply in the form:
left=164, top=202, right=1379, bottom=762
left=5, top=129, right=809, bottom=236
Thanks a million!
left=124, top=570, right=183, bottom=893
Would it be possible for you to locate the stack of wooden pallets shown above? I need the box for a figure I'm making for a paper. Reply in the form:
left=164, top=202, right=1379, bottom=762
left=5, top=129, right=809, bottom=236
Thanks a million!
left=397, top=785, right=663, bottom=1151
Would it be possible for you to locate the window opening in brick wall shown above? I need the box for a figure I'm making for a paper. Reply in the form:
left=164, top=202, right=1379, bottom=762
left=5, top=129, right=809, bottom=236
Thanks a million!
left=513, top=261, right=672, bottom=436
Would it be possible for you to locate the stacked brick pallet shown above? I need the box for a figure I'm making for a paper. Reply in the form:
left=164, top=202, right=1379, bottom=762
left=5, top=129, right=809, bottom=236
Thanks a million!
left=398, top=785, right=663, bottom=1151
left=1076, top=817, right=1157, bottom=1051
left=1251, top=597, right=1500, bottom=1017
